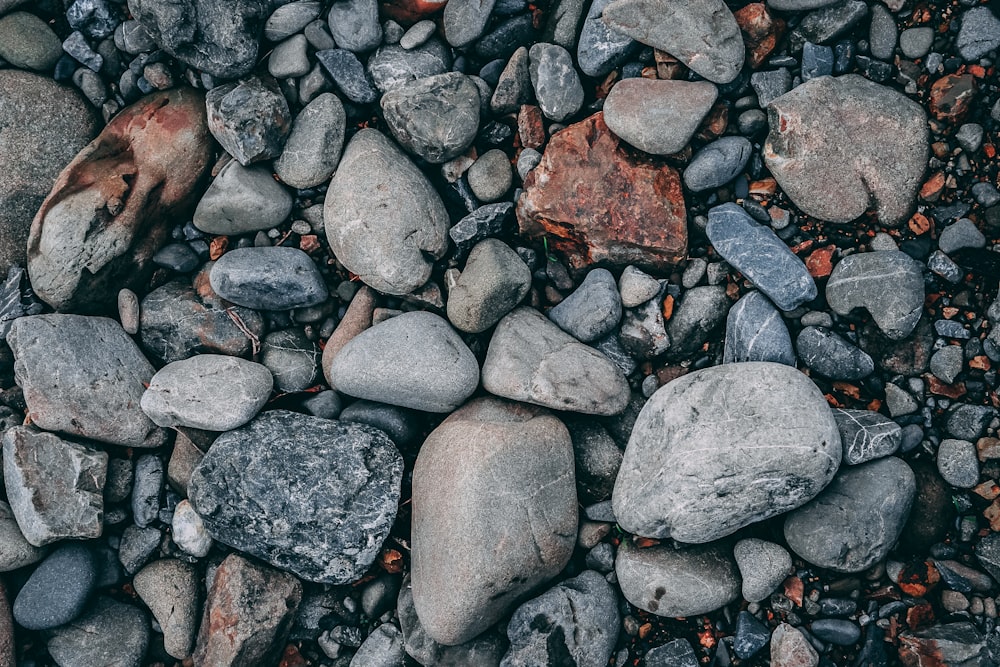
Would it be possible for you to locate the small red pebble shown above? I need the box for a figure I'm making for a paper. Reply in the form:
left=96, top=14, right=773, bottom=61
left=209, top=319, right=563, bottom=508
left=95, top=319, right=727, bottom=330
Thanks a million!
left=805, top=245, right=835, bottom=278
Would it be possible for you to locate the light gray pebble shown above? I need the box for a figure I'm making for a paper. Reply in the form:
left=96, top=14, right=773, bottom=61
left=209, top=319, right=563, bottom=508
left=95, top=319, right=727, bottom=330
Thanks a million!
left=468, top=149, right=512, bottom=202
left=937, top=439, right=979, bottom=488
left=400, top=20, right=436, bottom=49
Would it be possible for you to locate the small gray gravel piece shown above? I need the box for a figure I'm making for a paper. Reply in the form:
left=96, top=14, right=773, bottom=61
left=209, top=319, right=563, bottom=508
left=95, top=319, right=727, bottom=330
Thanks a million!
left=684, top=136, right=753, bottom=192
left=937, top=439, right=979, bottom=489
left=209, top=247, right=328, bottom=310
left=796, top=326, right=874, bottom=380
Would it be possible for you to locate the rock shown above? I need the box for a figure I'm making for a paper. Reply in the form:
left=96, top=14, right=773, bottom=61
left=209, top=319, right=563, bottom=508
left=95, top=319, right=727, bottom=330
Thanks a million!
left=783, top=457, right=915, bottom=573
left=724, top=291, right=796, bottom=366
left=264, top=2, right=321, bottom=41
left=0, top=71, right=98, bottom=276
left=131, top=454, right=162, bottom=529
left=707, top=203, right=816, bottom=311
left=167, top=433, right=203, bottom=497
left=645, top=639, right=699, bottom=667
left=46, top=597, right=149, bottom=667
left=619, top=285, right=670, bottom=359
left=209, top=247, right=328, bottom=310
left=576, top=0, right=638, bottom=77
left=483, top=307, right=631, bottom=415
left=603, top=78, right=717, bottom=155
left=0, top=502, right=45, bottom=572
left=957, top=6, right=1000, bottom=62
left=190, top=410, right=403, bottom=583
left=684, top=137, right=753, bottom=192
left=899, top=27, right=934, bottom=59
left=502, top=570, right=619, bottom=667
left=325, top=129, right=449, bottom=295
left=205, top=76, right=291, bottom=165
left=443, top=0, right=495, bottom=46
left=929, top=73, right=979, bottom=123
left=517, top=112, right=687, bottom=273
left=491, top=46, right=533, bottom=114
left=771, top=623, right=819, bottom=667
left=527, top=43, right=584, bottom=122
left=316, top=48, right=379, bottom=104
left=618, top=265, right=661, bottom=308
left=832, top=409, right=902, bottom=465
left=381, top=72, right=480, bottom=164
left=447, top=239, right=531, bottom=334
left=133, top=559, right=199, bottom=660
left=735, top=3, right=785, bottom=69
left=930, top=345, right=965, bottom=384
left=946, top=404, right=995, bottom=440
left=734, top=538, right=792, bottom=603
left=0, top=582, right=11, bottom=667
left=339, top=400, right=421, bottom=446
left=955, top=124, right=984, bottom=154
left=141, top=354, right=272, bottom=431
left=172, top=500, right=213, bottom=558
left=401, top=20, right=436, bottom=50
left=764, top=74, right=927, bottom=226
left=411, top=398, right=577, bottom=645
left=793, top=0, right=867, bottom=45
left=467, top=149, right=513, bottom=203
left=549, top=269, right=622, bottom=342
left=128, top=0, right=266, bottom=78
left=27, top=88, right=211, bottom=311
left=801, top=41, right=834, bottom=80
left=733, top=611, right=770, bottom=659
left=665, top=285, right=730, bottom=359
left=350, top=623, right=407, bottom=666
left=367, top=40, right=452, bottom=94
left=898, top=461, right=950, bottom=555
left=328, top=0, right=381, bottom=52
left=767, top=0, right=839, bottom=8
left=0, top=12, right=62, bottom=71
left=977, top=533, right=1000, bottom=581
left=898, top=623, right=986, bottom=667
left=811, top=619, right=861, bottom=646
left=939, top=218, right=986, bottom=255
left=869, top=3, right=896, bottom=60
left=3, top=427, right=106, bottom=547
left=13, top=543, right=96, bottom=631
left=937, top=439, right=979, bottom=489
left=8, top=315, right=166, bottom=447
left=118, top=525, right=162, bottom=574
left=751, top=68, right=792, bottom=108
left=602, top=0, right=744, bottom=83
left=796, top=326, right=874, bottom=380
left=615, top=541, right=741, bottom=617
left=261, top=329, right=318, bottom=392
left=826, top=250, right=924, bottom=340
left=567, top=419, right=622, bottom=503
left=613, top=361, right=841, bottom=543
left=449, top=202, right=516, bottom=259
left=321, top=285, right=377, bottom=390
left=193, top=160, right=293, bottom=235
left=193, top=554, right=302, bottom=667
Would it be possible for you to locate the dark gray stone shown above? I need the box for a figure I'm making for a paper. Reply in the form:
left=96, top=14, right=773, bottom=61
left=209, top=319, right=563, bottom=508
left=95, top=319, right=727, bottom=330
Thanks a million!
left=316, top=49, right=379, bottom=104
left=444, top=0, right=496, bottom=46
left=733, top=611, right=769, bottom=659
left=928, top=250, right=963, bottom=284
left=47, top=597, right=149, bottom=667
left=869, top=4, right=897, bottom=60
left=645, top=639, right=698, bottom=667
left=205, top=75, right=291, bottom=165
left=62, top=31, right=104, bottom=71
left=957, top=6, right=1000, bottom=62
left=67, top=0, right=122, bottom=39
left=491, top=46, right=533, bottom=114
left=619, top=286, right=670, bottom=359
left=665, top=285, right=730, bottom=359
left=567, top=419, right=622, bottom=503
left=750, top=68, right=792, bottom=108
left=13, top=543, right=96, bottom=630
left=899, top=27, right=934, bottom=59
left=723, top=291, right=795, bottom=366
left=274, top=93, right=346, bottom=189
left=528, top=43, right=584, bottom=122
left=975, top=532, right=1000, bottom=581
left=118, top=525, right=162, bottom=575
left=937, top=439, right=979, bottom=489
left=350, top=623, right=407, bottom=667
left=801, top=41, right=834, bottom=80
left=261, top=329, right=318, bottom=393
left=602, top=78, right=717, bottom=155
left=683, top=136, right=752, bottom=192
left=549, top=268, right=622, bottom=342
left=131, top=454, right=163, bottom=529
left=339, top=400, right=420, bottom=447
left=447, top=238, right=531, bottom=334
left=826, top=250, right=924, bottom=339
left=367, top=40, right=452, bottom=94
left=328, top=0, right=381, bottom=52
left=381, top=72, right=481, bottom=164
left=577, top=0, right=638, bottom=77
left=193, top=160, right=293, bottom=235
left=209, top=247, right=328, bottom=310
left=899, top=623, right=986, bottom=667
left=930, top=345, right=964, bottom=385
left=796, top=326, right=875, bottom=380
left=939, top=218, right=986, bottom=254
left=0, top=501, right=46, bottom=572
left=794, top=0, right=868, bottom=44
left=832, top=409, right=902, bottom=465
left=449, top=203, right=516, bottom=259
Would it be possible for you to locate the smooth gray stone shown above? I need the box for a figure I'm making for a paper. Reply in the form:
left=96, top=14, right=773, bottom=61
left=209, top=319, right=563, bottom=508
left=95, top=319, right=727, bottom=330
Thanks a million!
left=205, top=75, right=291, bottom=166
left=325, top=129, right=449, bottom=295
left=274, top=92, right=346, bottom=189
left=615, top=541, right=740, bottom=617
left=411, top=398, right=577, bottom=645
left=444, top=0, right=495, bottom=46
left=794, top=0, right=868, bottom=44
left=957, top=6, right=1000, bottom=62
left=367, top=40, right=452, bottom=94
left=0, top=12, right=63, bottom=71
left=447, top=238, right=531, bottom=334
left=784, top=457, right=915, bottom=573
left=327, top=0, right=381, bottom=51
left=613, top=362, right=842, bottom=543
left=665, top=285, right=730, bottom=359
left=937, top=439, right=979, bottom=489
left=264, top=1, right=321, bottom=41
left=381, top=72, right=480, bottom=164
left=528, top=43, right=584, bottom=122
left=723, top=291, right=795, bottom=366
left=549, top=268, right=622, bottom=342
left=483, top=307, right=631, bottom=416
left=329, top=311, right=479, bottom=413
left=491, top=46, right=533, bottom=114
left=47, top=597, right=149, bottom=667
left=13, top=543, right=96, bottom=630
left=501, top=571, right=619, bottom=667
left=339, top=400, right=421, bottom=447
left=0, top=501, right=46, bottom=572
left=683, top=136, right=752, bottom=191
left=269, top=34, right=310, bottom=77
left=930, top=345, right=964, bottom=385
left=133, top=559, right=199, bottom=660
left=869, top=3, right=897, bottom=60
left=825, top=249, right=924, bottom=339
left=955, top=123, right=984, bottom=153
left=618, top=265, right=661, bottom=307
left=350, top=623, right=407, bottom=667
left=400, top=20, right=436, bottom=49
left=261, top=328, right=319, bottom=392
left=811, top=619, right=861, bottom=646
left=796, top=326, right=874, bottom=380
left=832, top=409, right=902, bottom=465
left=468, top=149, right=513, bottom=202
left=190, top=410, right=403, bottom=584
left=543, top=0, right=587, bottom=50
left=577, top=0, right=638, bottom=77
left=603, top=78, right=717, bottom=155
left=193, top=160, right=293, bottom=234
left=946, top=404, right=995, bottom=441
left=939, top=218, right=986, bottom=254
left=899, top=27, right=934, bottom=59
left=734, top=538, right=792, bottom=603
left=210, top=246, right=327, bottom=310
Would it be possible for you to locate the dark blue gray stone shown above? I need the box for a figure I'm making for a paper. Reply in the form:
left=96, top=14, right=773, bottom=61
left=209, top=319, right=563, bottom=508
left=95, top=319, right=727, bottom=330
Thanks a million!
left=209, top=247, right=328, bottom=311
left=825, top=250, right=924, bottom=340
left=13, top=543, right=97, bottom=630
left=957, top=6, right=1000, bottom=62
left=576, top=0, right=638, bottom=77
left=665, top=285, right=729, bottom=360
left=707, top=203, right=817, bottom=311
left=131, top=454, right=163, bottom=529
left=339, top=399, right=421, bottom=447
left=794, top=0, right=869, bottom=45
left=733, top=611, right=769, bottom=660
left=946, top=404, right=995, bottom=440
left=528, top=43, right=584, bottom=122
left=62, top=31, right=103, bottom=71
left=367, top=40, right=452, bottom=94
left=46, top=597, right=150, bottom=667
left=723, top=291, right=795, bottom=366
left=801, top=42, right=834, bottom=80
left=935, top=319, right=970, bottom=339
left=67, top=0, right=121, bottom=39
left=549, top=268, right=622, bottom=342
left=327, top=0, right=381, bottom=52
left=449, top=203, right=516, bottom=258
left=811, top=619, right=862, bottom=645
left=928, top=250, right=963, bottom=284
left=796, top=326, right=874, bottom=380
left=750, top=68, right=791, bottom=107
left=832, top=409, right=902, bottom=465
left=644, top=638, right=698, bottom=667
left=683, top=137, right=752, bottom=192
left=316, top=49, right=378, bottom=104
left=152, top=243, right=199, bottom=273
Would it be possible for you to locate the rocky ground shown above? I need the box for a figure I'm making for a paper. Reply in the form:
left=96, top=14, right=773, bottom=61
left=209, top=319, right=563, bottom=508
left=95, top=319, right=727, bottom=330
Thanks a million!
left=0, top=0, right=998, bottom=665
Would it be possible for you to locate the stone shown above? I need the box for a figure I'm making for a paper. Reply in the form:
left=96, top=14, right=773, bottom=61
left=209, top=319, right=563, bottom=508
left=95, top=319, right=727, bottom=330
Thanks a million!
left=133, top=559, right=199, bottom=659
left=764, top=74, right=927, bottom=226
left=946, top=404, right=995, bottom=440
left=930, top=345, right=964, bottom=384
left=131, top=454, right=162, bottom=529
left=939, top=218, right=986, bottom=255
left=527, top=43, right=584, bottom=122
left=549, top=269, right=622, bottom=342
left=898, top=623, right=987, bottom=667
left=328, top=0, right=381, bottom=52
left=618, top=266, right=661, bottom=308
left=190, top=410, right=403, bottom=584
left=443, top=0, right=494, bottom=46
left=27, top=88, right=211, bottom=311
left=869, top=3, right=896, bottom=61
left=619, top=285, right=670, bottom=359
left=929, top=73, right=979, bottom=123
left=264, top=2, right=321, bottom=41
left=447, top=238, right=531, bottom=334
left=976, top=533, right=1000, bottom=581
left=684, top=136, right=752, bottom=192
left=0, top=12, right=62, bottom=71
left=0, top=502, right=45, bottom=572
left=141, top=354, right=272, bottom=431
left=826, top=250, right=924, bottom=340
left=13, top=543, right=96, bottom=630
left=734, top=538, right=791, bottom=603
left=46, top=597, right=149, bottom=667
left=118, top=525, right=162, bottom=574
left=381, top=72, right=480, bottom=164
left=665, top=285, right=730, bottom=359
left=615, top=541, right=741, bottom=617
left=325, top=129, right=449, bottom=295
left=603, top=79, right=717, bottom=156
left=193, top=160, right=293, bottom=234
left=0, top=582, right=11, bottom=667
left=449, top=202, right=516, bottom=259
left=8, top=315, right=166, bottom=447
left=783, top=457, right=915, bottom=573
left=900, top=27, right=934, bottom=59
left=502, top=570, right=619, bottom=667
left=3, top=427, right=106, bottom=547
left=329, top=311, right=479, bottom=413
left=733, top=612, right=770, bottom=659
left=801, top=41, right=834, bottom=80
left=367, top=40, right=452, bottom=94
left=340, top=400, right=421, bottom=447
left=811, top=619, right=860, bottom=646
left=209, top=247, right=328, bottom=310
left=645, top=639, right=698, bottom=667
left=517, top=112, right=687, bottom=273
left=957, top=6, right=1000, bottom=62
left=491, top=46, right=533, bottom=114
left=261, top=329, right=318, bottom=392
left=577, top=0, right=638, bottom=77
left=613, top=361, right=841, bottom=543
left=316, top=49, right=379, bottom=104
left=205, top=76, right=291, bottom=165
left=724, top=291, right=796, bottom=366
left=483, top=307, right=631, bottom=415
left=771, top=623, right=819, bottom=667
left=832, top=409, right=902, bottom=465
left=795, top=326, right=875, bottom=380
left=955, top=124, right=984, bottom=154
left=937, top=439, right=979, bottom=489
left=602, top=0, right=744, bottom=83
left=400, top=20, right=436, bottom=49
left=350, top=623, right=407, bottom=666
left=707, top=203, right=816, bottom=311
left=793, top=0, right=867, bottom=44
left=751, top=68, right=792, bottom=108
left=735, top=3, right=785, bottom=68
left=172, top=500, right=212, bottom=558
left=411, top=398, right=577, bottom=645
left=128, top=0, right=267, bottom=79
left=567, top=419, right=622, bottom=503
left=193, top=554, right=302, bottom=667
left=467, top=149, right=512, bottom=203
left=321, top=286, right=377, bottom=390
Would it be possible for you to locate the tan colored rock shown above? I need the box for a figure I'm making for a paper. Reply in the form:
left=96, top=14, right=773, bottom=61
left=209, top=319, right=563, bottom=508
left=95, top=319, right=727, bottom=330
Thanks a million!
left=321, top=285, right=377, bottom=390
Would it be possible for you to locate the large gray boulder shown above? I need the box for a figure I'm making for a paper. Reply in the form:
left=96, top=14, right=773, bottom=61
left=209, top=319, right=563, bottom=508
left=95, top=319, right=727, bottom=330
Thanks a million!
left=613, top=361, right=841, bottom=543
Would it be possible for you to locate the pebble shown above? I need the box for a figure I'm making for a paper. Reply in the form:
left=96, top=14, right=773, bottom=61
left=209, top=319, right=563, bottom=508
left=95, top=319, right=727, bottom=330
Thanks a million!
left=812, top=619, right=861, bottom=645
left=734, top=538, right=792, bottom=603
left=825, top=250, right=924, bottom=339
left=937, top=439, right=979, bottom=489
left=261, top=329, right=318, bottom=392
left=528, top=43, right=584, bottom=122
left=733, top=611, right=770, bottom=659
left=264, top=1, right=321, bottom=41
left=771, top=623, right=819, bottom=667
left=619, top=265, right=662, bottom=307
left=644, top=639, right=698, bottom=667
left=467, top=148, right=512, bottom=202
left=171, top=500, right=212, bottom=558
left=684, top=136, right=752, bottom=192
left=0, top=12, right=63, bottom=72
left=491, top=46, right=532, bottom=114
left=576, top=0, right=638, bottom=77
left=367, top=40, right=452, bottom=93
left=447, top=238, right=531, bottom=333
left=833, top=408, right=902, bottom=465
left=947, top=404, right=995, bottom=440
left=751, top=68, right=792, bottom=108
left=443, top=0, right=494, bottom=46
left=327, top=0, right=381, bottom=52
left=801, top=41, right=834, bottom=80
left=316, top=48, right=379, bottom=103
left=724, top=291, right=796, bottom=366
left=118, top=525, right=161, bottom=574
left=868, top=3, right=897, bottom=61
left=900, top=27, right=934, bottom=59
left=665, top=285, right=730, bottom=359
left=133, top=559, right=199, bottom=660
left=381, top=72, right=480, bottom=163
left=274, top=92, right=345, bottom=189
left=0, top=501, right=46, bottom=572
left=131, top=454, right=163, bottom=529
left=350, top=623, right=407, bottom=666
left=956, top=6, right=1000, bottom=62
left=619, top=288, right=670, bottom=359
left=400, top=20, right=436, bottom=49
left=603, top=78, right=717, bottom=155
left=930, top=345, right=965, bottom=384
left=796, top=326, right=875, bottom=380
left=47, top=597, right=149, bottom=667
left=209, top=246, right=328, bottom=310
left=13, top=543, right=96, bottom=630
left=939, top=218, right=986, bottom=254
left=549, top=268, right=623, bottom=342
left=205, top=76, right=291, bottom=166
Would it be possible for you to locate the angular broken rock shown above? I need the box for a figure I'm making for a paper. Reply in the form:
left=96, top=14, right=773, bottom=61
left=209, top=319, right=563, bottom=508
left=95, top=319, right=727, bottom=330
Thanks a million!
left=898, top=622, right=986, bottom=667
left=411, top=398, right=577, bottom=645
left=26, top=88, right=211, bottom=312
left=205, top=76, right=291, bottom=166
left=517, top=112, right=687, bottom=273
left=3, top=427, right=107, bottom=547
left=483, top=307, right=631, bottom=416
left=764, top=74, right=928, bottom=226
left=380, top=72, right=480, bottom=164
left=613, top=361, right=841, bottom=543
left=602, top=78, right=718, bottom=155
left=325, top=129, right=449, bottom=295
left=771, top=623, right=819, bottom=667
left=602, top=0, right=745, bottom=84
left=825, top=249, right=924, bottom=340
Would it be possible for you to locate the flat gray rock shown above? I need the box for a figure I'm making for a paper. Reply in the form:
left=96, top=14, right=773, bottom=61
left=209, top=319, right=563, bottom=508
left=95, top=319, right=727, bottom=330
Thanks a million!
left=447, top=238, right=532, bottom=334
left=957, top=6, right=1000, bottom=62
left=367, top=40, right=453, bottom=94
left=548, top=268, right=622, bottom=342
left=192, top=159, right=293, bottom=235
left=603, top=78, right=717, bottom=155
left=825, top=249, right=924, bottom=340
left=189, top=410, right=403, bottom=584
left=133, top=559, right=199, bottom=660
left=683, top=136, right=753, bottom=192
left=734, top=538, right=792, bottom=603
left=483, top=307, right=631, bottom=416
left=528, top=43, right=584, bottom=122
left=329, top=311, right=479, bottom=413
left=325, top=129, right=449, bottom=295
left=47, top=597, right=149, bottom=667
left=795, top=326, right=874, bottom=380
left=274, top=92, right=346, bottom=189
left=832, top=408, right=902, bottom=465
left=381, top=72, right=480, bottom=164
left=577, top=0, right=639, bottom=77
left=210, top=246, right=328, bottom=310
left=613, top=361, right=841, bottom=543
left=0, top=501, right=46, bottom=572
left=350, top=623, right=407, bottom=667
left=444, top=0, right=495, bottom=47
left=327, top=0, right=381, bottom=52
left=724, top=291, right=796, bottom=366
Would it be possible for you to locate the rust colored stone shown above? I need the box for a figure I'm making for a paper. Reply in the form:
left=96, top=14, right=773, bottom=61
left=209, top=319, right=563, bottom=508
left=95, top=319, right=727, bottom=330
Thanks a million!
left=806, top=245, right=835, bottom=278
left=735, top=3, right=785, bottom=69
left=899, top=623, right=986, bottom=667
left=928, top=73, right=978, bottom=123
left=517, top=112, right=688, bottom=273
left=321, top=285, right=378, bottom=390
left=897, top=561, right=941, bottom=597
left=517, top=104, right=546, bottom=150
left=380, top=0, right=446, bottom=24
left=697, top=101, right=730, bottom=141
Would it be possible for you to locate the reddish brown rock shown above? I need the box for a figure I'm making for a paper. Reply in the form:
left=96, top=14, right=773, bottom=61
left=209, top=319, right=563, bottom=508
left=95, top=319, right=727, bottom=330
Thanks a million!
left=898, top=623, right=986, bottom=667
left=735, top=3, right=785, bottom=69
left=380, top=0, right=446, bottom=24
left=27, top=88, right=212, bottom=312
left=516, top=112, right=687, bottom=273
left=928, top=73, right=978, bottom=123
left=193, top=554, right=302, bottom=667
left=517, top=104, right=546, bottom=150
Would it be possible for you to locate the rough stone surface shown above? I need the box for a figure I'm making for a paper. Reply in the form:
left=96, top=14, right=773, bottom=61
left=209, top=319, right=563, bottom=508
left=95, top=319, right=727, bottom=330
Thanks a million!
left=367, top=40, right=452, bottom=94
left=832, top=409, right=902, bottom=465
left=193, top=160, right=293, bottom=235
left=734, top=538, right=792, bottom=603
left=613, top=361, right=841, bottom=543
left=205, top=76, right=291, bottom=165
left=447, top=238, right=532, bottom=334
left=826, top=250, right=925, bottom=340
left=796, top=326, right=875, bottom=380
left=957, top=6, right=1000, bottom=62
left=898, top=623, right=986, bottom=667
left=350, top=623, right=407, bottom=667
left=724, top=291, right=796, bottom=365
left=577, top=0, right=638, bottom=77
left=0, top=501, right=45, bottom=572
left=443, top=0, right=494, bottom=46
left=381, top=72, right=480, bottom=164
left=274, top=92, right=346, bottom=189
left=771, top=623, right=819, bottom=667
left=603, top=78, right=717, bottom=155
left=133, top=559, right=199, bottom=660
left=328, top=0, right=381, bottom=52
left=46, top=597, right=149, bottom=667
left=209, top=246, right=328, bottom=310
left=528, top=43, right=584, bottom=122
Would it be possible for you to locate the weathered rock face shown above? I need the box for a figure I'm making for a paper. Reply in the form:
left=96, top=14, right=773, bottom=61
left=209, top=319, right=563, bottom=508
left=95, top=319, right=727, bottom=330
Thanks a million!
left=517, top=112, right=687, bottom=273
left=763, top=75, right=928, bottom=226
left=381, top=72, right=481, bottom=163
left=189, top=410, right=403, bottom=584
left=411, top=398, right=578, bottom=646
left=613, top=362, right=842, bottom=544
left=27, top=88, right=212, bottom=312
left=0, top=71, right=98, bottom=276
left=826, top=250, right=925, bottom=341
left=602, top=78, right=717, bottom=155
left=898, top=622, right=986, bottom=667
